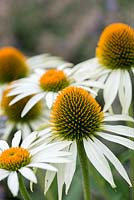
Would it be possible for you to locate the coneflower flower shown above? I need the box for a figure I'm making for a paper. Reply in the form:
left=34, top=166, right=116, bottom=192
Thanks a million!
left=0, top=130, right=71, bottom=197
left=74, top=23, right=134, bottom=114
left=1, top=84, right=49, bottom=139
left=0, top=46, right=71, bottom=101
left=7, top=63, right=103, bottom=117
left=42, top=86, right=134, bottom=200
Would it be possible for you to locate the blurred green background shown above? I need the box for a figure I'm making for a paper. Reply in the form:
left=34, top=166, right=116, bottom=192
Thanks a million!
left=0, top=0, right=134, bottom=199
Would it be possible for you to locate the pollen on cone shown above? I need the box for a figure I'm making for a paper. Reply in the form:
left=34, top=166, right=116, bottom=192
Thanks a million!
left=96, top=23, right=134, bottom=70
left=0, top=147, right=30, bottom=171
left=40, top=69, right=70, bottom=92
left=50, top=86, right=104, bottom=141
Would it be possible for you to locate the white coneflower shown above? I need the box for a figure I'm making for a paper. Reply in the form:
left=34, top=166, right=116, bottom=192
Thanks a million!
left=73, top=23, right=134, bottom=114
left=42, top=86, right=134, bottom=200
left=7, top=62, right=103, bottom=117
left=1, top=84, right=50, bottom=139
left=0, top=46, right=70, bottom=102
left=0, top=130, right=71, bottom=197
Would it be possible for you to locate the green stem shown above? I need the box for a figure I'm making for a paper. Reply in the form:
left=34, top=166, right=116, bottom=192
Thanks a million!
left=19, top=175, right=31, bottom=200
left=130, top=152, right=134, bottom=200
left=77, top=141, right=91, bottom=200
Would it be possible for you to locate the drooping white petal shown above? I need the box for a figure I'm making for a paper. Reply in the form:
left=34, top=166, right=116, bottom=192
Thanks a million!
left=72, top=58, right=99, bottom=81
left=104, top=114, right=134, bottom=122
left=0, top=140, right=9, bottom=151
left=7, top=172, right=19, bottom=196
left=19, top=167, right=37, bottom=183
left=21, top=93, right=45, bottom=117
left=11, top=130, right=22, bottom=147
left=45, top=92, right=57, bottom=109
left=0, top=169, right=10, bottom=181
left=118, top=70, right=132, bottom=114
left=9, top=91, right=37, bottom=106
left=78, top=85, right=97, bottom=95
left=28, top=163, right=57, bottom=172
left=99, top=132, right=134, bottom=149
left=93, top=137, right=132, bottom=186
left=103, top=125, right=134, bottom=137
left=57, top=164, right=65, bottom=200
left=44, top=170, right=56, bottom=194
left=103, top=70, right=121, bottom=112
left=65, top=142, right=77, bottom=194
left=84, top=139, right=116, bottom=187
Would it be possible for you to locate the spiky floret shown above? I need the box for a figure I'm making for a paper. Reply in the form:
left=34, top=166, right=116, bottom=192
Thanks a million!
left=96, top=23, right=134, bottom=70
left=40, top=69, right=70, bottom=92
left=0, top=47, right=29, bottom=83
left=50, top=86, right=104, bottom=141
left=1, top=87, right=43, bottom=122
left=0, top=147, right=31, bottom=171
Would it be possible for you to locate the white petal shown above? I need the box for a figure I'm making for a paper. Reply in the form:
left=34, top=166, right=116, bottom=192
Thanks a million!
left=9, top=91, right=37, bottom=106
left=84, top=139, right=116, bottom=187
left=28, top=163, right=57, bottom=172
left=72, top=58, right=99, bottom=81
left=19, top=167, right=37, bottom=183
left=74, top=80, right=104, bottom=88
left=0, top=169, right=10, bottom=181
left=20, top=124, right=31, bottom=139
left=7, top=172, right=19, bottom=196
left=103, top=125, right=134, bottom=137
left=32, top=156, right=71, bottom=164
left=21, top=93, right=45, bottom=117
left=104, top=114, right=134, bottom=122
left=65, top=142, right=77, bottom=194
left=118, top=71, right=132, bottom=114
left=99, top=132, right=134, bottom=149
left=41, top=141, right=72, bottom=152
left=0, top=140, right=9, bottom=151
left=78, top=85, right=97, bottom=95
left=2, top=123, right=14, bottom=141
left=57, top=164, right=65, bottom=200
left=21, top=131, right=39, bottom=148
left=45, top=92, right=57, bottom=109
left=93, top=137, right=131, bottom=186
left=12, top=130, right=22, bottom=147
left=103, top=70, right=120, bottom=112
left=44, top=171, right=56, bottom=194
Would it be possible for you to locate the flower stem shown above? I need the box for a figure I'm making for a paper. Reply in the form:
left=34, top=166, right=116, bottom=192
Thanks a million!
left=77, top=141, right=91, bottom=200
left=130, top=152, right=134, bottom=200
left=19, top=175, right=31, bottom=200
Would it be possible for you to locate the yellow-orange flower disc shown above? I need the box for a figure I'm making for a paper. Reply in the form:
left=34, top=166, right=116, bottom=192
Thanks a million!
left=1, top=87, right=43, bottom=122
left=96, top=23, right=134, bottom=70
left=50, top=86, right=104, bottom=141
left=40, top=69, right=70, bottom=92
left=0, top=47, right=29, bottom=83
left=0, top=147, right=30, bottom=171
